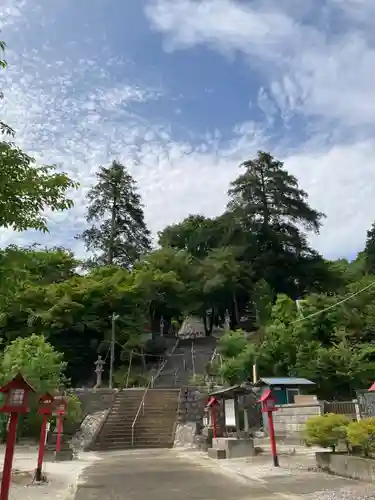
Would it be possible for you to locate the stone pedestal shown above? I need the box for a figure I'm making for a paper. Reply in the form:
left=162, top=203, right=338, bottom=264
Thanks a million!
left=211, top=437, right=255, bottom=458
left=207, top=448, right=226, bottom=459
left=45, top=430, right=74, bottom=461
left=54, top=449, right=74, bottom=461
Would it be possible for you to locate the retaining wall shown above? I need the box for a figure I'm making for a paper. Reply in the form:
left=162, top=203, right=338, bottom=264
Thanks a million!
left=272, top=403, right=323, bottom=436
left=316, top=452, right=375, bottom=482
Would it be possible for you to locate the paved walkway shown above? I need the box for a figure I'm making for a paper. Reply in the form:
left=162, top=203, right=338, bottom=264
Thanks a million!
left=74, top=449, right=375, bottom=500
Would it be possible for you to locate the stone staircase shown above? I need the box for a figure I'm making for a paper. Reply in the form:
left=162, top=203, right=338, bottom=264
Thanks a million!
left=132, top=389, right=179, bottom=448
left=91, top=388, right=179, bottom=451
left=153, top=336, right=217, bottom=388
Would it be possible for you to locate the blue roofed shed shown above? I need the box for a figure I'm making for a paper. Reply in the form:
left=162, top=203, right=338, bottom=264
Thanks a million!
left=255, top=377, right=315, bottom=405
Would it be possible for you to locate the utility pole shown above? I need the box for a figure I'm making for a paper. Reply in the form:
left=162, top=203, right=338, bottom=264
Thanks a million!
left=296, top=300, right=304, bottom=317
left=109, top=312, right=119, bottom=389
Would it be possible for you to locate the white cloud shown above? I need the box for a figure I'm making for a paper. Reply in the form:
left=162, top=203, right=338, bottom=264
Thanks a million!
left=0, top=0, right=374, bottom=261
left=146, top=0, right=375, bottom=128
left=0, top=4, right=267, bottom=256
left=144, top=0, right=375, bottom=258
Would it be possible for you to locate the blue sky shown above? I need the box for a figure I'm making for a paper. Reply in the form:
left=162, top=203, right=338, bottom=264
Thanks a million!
left=1, top=0, right=375, bottom=260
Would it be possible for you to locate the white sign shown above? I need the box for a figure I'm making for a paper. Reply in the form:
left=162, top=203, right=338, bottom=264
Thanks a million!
left=225, top=399, right=236, bottom=426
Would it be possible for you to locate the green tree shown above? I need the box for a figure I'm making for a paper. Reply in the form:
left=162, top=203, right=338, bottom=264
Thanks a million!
left=198, top=247, right=251, bottom=330
left=0, top=335, right=83, bottom=438
left=0, top=334, right=67, bottom=390
left=131, top=248, right=194, bottom=332
left=159, top=214, right=225, bottom=258
left=0, top=266, right=146, bottom=385
left=78, top=161, right=151, bottom=268
left=0, top=143, right=77, bottom=232
left=227, top=151, right=326, bottom=298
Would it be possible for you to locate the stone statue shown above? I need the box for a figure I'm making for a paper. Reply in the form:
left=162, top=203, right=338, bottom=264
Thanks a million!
left=94, top=355, right=105, bottom=389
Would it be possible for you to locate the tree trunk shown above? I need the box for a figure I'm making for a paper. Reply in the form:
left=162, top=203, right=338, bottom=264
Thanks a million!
left=108, top=189, right=118, bottom=265
left=259, top=168, right=270, bottom=229
left=232, top=291, right=240, bottom=326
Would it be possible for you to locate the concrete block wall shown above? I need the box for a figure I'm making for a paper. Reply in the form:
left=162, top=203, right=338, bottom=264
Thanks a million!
left=272, top=403, right=323, bottom=436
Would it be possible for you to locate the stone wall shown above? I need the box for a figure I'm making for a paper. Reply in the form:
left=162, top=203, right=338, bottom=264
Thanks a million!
left=316, top=452, right=375, bottom=482
left=178, top=387, right=207, bottom=423
left=70, top=388, right=118, bottom=450
left=174, top=386, right=226, bottom=448
left=71, top=409, right=109, bottom=451
left=272, top=403, right=323, bottom=436
left=174, top=422, right=199, bottom=448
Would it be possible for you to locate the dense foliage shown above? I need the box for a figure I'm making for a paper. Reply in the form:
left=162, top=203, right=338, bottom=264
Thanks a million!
left=1, top=37, right=375, bottom=400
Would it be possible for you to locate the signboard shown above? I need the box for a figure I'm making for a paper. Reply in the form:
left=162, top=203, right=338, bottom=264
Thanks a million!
left=224, top=399, right=236, bottom=426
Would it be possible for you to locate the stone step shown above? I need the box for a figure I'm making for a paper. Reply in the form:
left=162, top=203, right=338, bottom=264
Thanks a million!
left=91, top=388, right=179, bottom=451
left=99, top=435, right=173, bottom=444
left=101, top=427, right=174, bottom=435
left=92, top=442, right=173, bottom=451
left=96, top=435, right=173, bottom=443
left=104, top=428, right=174, bottom=436
left=97, top=437, right=174, bottom=446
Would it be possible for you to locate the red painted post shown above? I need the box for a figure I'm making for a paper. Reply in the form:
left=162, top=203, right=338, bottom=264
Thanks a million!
left=56, top=415, right=63, bottom=453
left=259, top=389, right=279, bottom=468
left=0, top=413, right=19, bottom=500
left=267, top=410, right=279, bottom=467
left=211, top=408, right=217, bottom=439
left=35, top=415, right=48, bottom=482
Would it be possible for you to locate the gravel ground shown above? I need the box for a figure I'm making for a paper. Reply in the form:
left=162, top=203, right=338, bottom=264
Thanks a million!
left=308, top=484, right=375, bottom=500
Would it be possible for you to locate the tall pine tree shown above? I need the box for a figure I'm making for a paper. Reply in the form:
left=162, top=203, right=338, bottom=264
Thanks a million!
left=227, top=151, right=326, bottom=297
left=78, top=161, right=151, bottom=268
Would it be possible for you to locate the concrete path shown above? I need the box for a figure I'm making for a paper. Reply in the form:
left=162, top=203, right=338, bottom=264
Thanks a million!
left=73, top=449, right=375, bottom=500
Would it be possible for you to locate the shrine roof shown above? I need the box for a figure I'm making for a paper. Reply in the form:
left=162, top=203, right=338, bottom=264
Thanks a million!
left=209, top=383, right=254, bottom=398
left=258, top=377, right=315, bottom=386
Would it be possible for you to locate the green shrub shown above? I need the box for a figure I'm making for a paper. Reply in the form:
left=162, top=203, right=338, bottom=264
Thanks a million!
left=304, top=413, right=350, bottom=452
left=347, top=418, right=375, bottom=457
left=63, top=393, right=83, bottom=434
left=113, top=366, right=149, bottom=388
